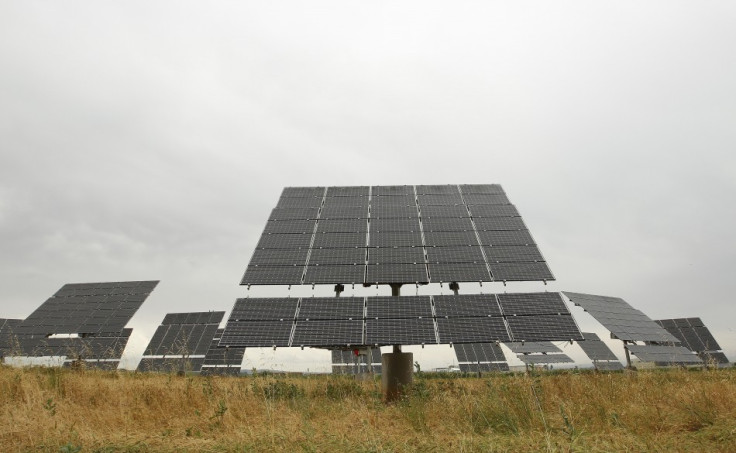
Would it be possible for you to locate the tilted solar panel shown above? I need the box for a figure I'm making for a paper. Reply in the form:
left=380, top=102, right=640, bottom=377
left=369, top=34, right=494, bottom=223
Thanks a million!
left=241, top=185, right=554, bottom=286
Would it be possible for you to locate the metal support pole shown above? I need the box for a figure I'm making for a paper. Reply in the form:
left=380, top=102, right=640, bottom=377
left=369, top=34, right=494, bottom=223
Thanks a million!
left=382, top=282, right=413, bottom=402
left=334, top=284, right=345, bottom=297
left=623, top=341, right=633, bottom=369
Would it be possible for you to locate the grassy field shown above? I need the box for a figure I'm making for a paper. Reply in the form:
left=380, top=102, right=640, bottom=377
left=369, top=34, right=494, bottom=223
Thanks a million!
left=1, top=365, right=735, bottom=452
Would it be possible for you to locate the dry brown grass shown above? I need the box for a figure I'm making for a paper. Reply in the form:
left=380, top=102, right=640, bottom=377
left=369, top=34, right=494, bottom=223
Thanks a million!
left=1, top=365, right=735, bottom=452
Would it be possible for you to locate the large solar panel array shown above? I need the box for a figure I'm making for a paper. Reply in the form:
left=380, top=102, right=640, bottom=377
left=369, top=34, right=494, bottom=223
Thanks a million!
left=453, top=343, right=509, bottom=372
left=331, top=348, right=382, bottom=374
left=577, top=332, right=624, bottom=371
left=562, top=292, right=679, bottom=343
left=626, top=345, right=703, bottom=365
left=242, top=185, right=554, bottom=286
left=201, top=329, right=246, bottom=376
left=654, top=318, right=729, bottom=364
left=220, top=293, right=582, bottom=348
left=2, top=281, right=157, bottom=367
left=137, top=311, right=224, bottom=373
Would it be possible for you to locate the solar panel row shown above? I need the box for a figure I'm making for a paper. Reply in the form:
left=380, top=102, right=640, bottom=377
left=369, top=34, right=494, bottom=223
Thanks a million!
left=654, top=318, right=722, bottom=352
left=220, top=293, right=582, bottom=348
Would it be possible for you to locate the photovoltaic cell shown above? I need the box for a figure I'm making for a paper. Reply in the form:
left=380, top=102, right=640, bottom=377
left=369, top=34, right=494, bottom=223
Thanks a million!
left=473, top=217, right=527, bottom=231
left=483, top=245, right=545, bottom=263
left=241, top=266, right=305, bottom=285
left=320, top=206, right=369, bottom=219
left=459, top=184, right=505, bottom=195
left=219, top=321, right=293, bottom=347
left=256, top=233, right=312, bottom=249
left=423, top=231, right=479, bottom=247
left=312, top=232, right=366, bottom=248
left=249, top=249, right=309, bottom=266
left=263, top=220, right=316, bottom=234
left=369, top=232, right=423, bottom=247
left=462, top=193, right=510, bottom=205
left=421, top=217, right=474, bottom=232
left=268, top=208, right=320, bottom=220
left=415, top=185, right=460, bottom=195
left=281, top=187, right=325, bottom=198
left=697, top=351, right=729, bottom=365
left=229, top=298, right=297, bottom=321
left=316, top=219, right=368, bottom=233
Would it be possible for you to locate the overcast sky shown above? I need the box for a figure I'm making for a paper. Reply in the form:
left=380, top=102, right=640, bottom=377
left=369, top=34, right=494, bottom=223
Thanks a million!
left=1, top=2, right=735, bottom=371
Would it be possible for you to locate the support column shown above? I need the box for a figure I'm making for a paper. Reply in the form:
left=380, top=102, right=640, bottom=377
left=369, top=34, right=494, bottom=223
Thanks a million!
left=382, top=283, right=413, bottom=402
left=623, top=341, right=633, bottom=369
left=334, top=284, right=345, bottom=297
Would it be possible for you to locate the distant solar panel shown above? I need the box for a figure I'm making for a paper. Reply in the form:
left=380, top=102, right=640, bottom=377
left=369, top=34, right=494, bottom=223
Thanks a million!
left=697, top=351, right=730, bottom=365
left=593, top=361, right=625, bottom=371
left=563, top=292, right=679, bottom=343
left=505, top=342, right=562, bottom=354
left=137, top=312, right=224, bottom=373
left=0, top=319, right=22, bottom=356
left=15, top=281, right=158, bottom=336
left=202, top=329, right=245, bottom=369
left=654, top=318, right=722, bottom=352
left=459, top=362, right=510, bottom=372
left=454, top=343, right=507, bottom=363
left=241, top=185, right=554, bottom=285
left=626, top=345, right=702, bottom=364
left=517, top=354, right=573, bottom=365
left=577, top=332, right=620, bottom=361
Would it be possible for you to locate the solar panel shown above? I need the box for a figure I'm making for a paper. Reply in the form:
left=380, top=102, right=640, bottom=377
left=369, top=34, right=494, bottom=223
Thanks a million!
left=138, top=313, right=223, bottom=368
left=326, top=186, right=370, bottom=197
left=626, top=345, right=703, bottom=364
left=219, top=293, right=581, bottom=348
left=304, top=265, right=365, bottom=284
left=0, top=319, right=22, bottom=356
left=497, top=261, right=553, bottom=280
left=577, top=332, right=620, bottom=361
left=292, top=320, right=364, bottom=347
left=368, top=247, right=424, bottom=264
left=433, top=294, right=503, bottom=317
left=697, top=351, right=730, bottom=365
left=297, top=297, right=364, bottom=320
left=15, top=281, right=157, bottom=337
left=322, top=197, right=369, bottom=208
left=316, top=219, right=368, bottom=233
left=263, top=220, right=317, bottom=234
left=563, top=292, right=680, bottom=343
left=243, top=185, right=554, bottom=285
left=369, top=218, right=421, bottom=232
left=497, top=293, right=568, bottom=316
left=365, top=318, right=437, bottom=345
left=308, top=248, right=366, bottom=265
left=505, top=342, right=562, bottom=354
left=594, top=361, right=625, bottom=371
left=507, top=315, right=582, bottom=341
left=281, top=187, right=326, bottom=198
left=425, top=246, right=485, bottom=263
left=428, top=263, right=491, bottom=282
left=454, top=343, right=507, bottom=363
left=203, top=330, right=245, bottom=367
left=366, top=296, right=432, bottom=319
left=436, top=317, right=510, bottom=343
left=654, top=318, right=722, bottom=352
left=518, top=354, right=573, bottom=365
left=365, top=264, right=429, bottom=284
left=459, top=362, right=510, bottom=372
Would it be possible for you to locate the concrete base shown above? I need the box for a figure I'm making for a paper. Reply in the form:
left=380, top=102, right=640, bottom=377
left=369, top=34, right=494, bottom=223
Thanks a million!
left=381, top=352, right=413, bottom=402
